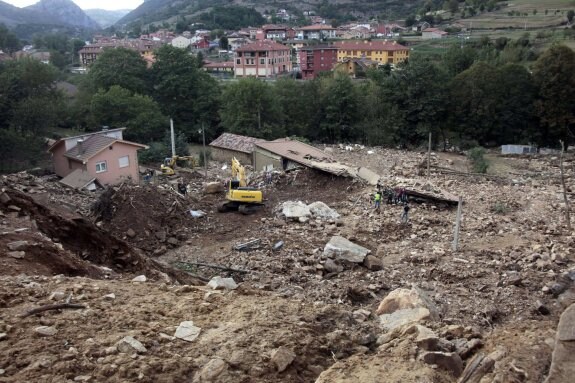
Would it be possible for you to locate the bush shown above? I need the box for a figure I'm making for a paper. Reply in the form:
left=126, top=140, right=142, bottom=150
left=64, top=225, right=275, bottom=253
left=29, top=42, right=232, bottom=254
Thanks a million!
left=468, top=147, right=489, bottom=173
left=491, top=201, right=509, bottom=214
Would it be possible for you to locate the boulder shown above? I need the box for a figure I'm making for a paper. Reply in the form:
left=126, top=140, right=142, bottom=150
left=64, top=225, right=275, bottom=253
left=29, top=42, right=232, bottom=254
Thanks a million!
left=376, top=287, right=440, bottom=331
left=7, top=240, right=28, bottom=251
left=174, top=321, right=201, bottom=342
left=279, top=201, right=311, bottom=220
left=116, top=336, right=147, bottom=353
left=308, top=201, right=340, bottom=220
left=409, top=325, right=439, bottom=351
left=8, top=251, right=25, bottom=259
left=271, top=346, right=296, bottom=372
left=545, top=303, right=575, bottom=383
left=421, top=351, right=463, bottom=377
left=126, top=229, right=136, bottom=238
left=207, top=276, right=238, bottom=290
left=131, top=275, right=147, bottom=283
left=363, top=255, right=383, bottom=271
left=199, top=358, right=228, bottom=382
left=323, top=236, right=371, bottom=263
left=204, top=182, right=224, bottom=194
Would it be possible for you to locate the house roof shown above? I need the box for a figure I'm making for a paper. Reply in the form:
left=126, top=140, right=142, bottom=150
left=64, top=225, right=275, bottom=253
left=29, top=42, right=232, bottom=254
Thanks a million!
left=262, top=24, right=289, bottom=31
left=47, top=128, right=126, bottom=153
left=334, top=40, right=408, bottom=51
left=298, top=25, right=335, bottom=31
left=209, top=133, right=264, bottom=154
left=235, top=40, right=289, bottom=52
left=63, top=134, right=147, bottom=162
left=255, top=138, right=335, bottom=166
left=60, top=169, right=99, bottom=190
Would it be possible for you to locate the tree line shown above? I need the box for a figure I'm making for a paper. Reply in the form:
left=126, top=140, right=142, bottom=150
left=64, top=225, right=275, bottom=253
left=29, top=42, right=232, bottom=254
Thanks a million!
left=0, top=40, right=573, bottom=172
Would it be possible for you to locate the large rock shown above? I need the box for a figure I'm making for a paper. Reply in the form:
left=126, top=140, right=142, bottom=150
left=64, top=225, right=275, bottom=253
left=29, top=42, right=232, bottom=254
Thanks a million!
left=174, top=321, right=201, bottom=342
left=131, top=275, right=147, bottom=283
left=116, top=336, right=147, bottom=353
left=323, top=236, right=371, bottom=263
left=357, top=167, right=380, bottom=185
left=324, top=258, right=344, bottom=273
left=207, top=276, right=238, bottom=290
left=199, top=358, right=228, bottom=381
left=204, top=182, right=224, bottom=194
left=271, top=346, right=296, bottom=372
left=7, top=240, right=28, bottom=251
left=421, top=351, right=463, bottom=377
left=35, top=326, right=57, bottom=336
left=545, top=303, right=575, bottom=383
left=376, top=287, right=440, bottom=331
left=280, top=201, right=311, bottom=220
left=363, top=255, right=383, bottom=271
left=308, top=201, right=340, bottom=220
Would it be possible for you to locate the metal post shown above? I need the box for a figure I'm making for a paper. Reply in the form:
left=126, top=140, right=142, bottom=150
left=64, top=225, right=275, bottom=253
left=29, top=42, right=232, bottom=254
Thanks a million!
left=202, top=123, right=208, bottom=178
left=427, top=131, right=431, bottom=179
left=170, top=118, right=175, bottom=157
left=452, top=196, right=463, bottom=252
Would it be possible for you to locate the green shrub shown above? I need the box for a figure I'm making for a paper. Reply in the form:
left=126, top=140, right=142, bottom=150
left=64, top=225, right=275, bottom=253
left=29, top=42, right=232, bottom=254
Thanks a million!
left=468, top=147, right=489, bottom=173
left=491, top=201, right=509, bottom=215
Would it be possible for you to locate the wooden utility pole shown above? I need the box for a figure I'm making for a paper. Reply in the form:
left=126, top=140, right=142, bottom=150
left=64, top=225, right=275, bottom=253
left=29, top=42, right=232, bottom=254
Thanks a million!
left=452, top=196, right=463, bottom=251
left=202, top=123, right=208, bottom=178
left=559, top=140, right=571, bottom=230
left=427, top=132, right=432, bottom=179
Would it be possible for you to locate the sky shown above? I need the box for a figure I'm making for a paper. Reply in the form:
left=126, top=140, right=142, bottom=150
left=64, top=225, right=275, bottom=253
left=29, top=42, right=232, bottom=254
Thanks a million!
left=2, top=0, right=142, bottom=10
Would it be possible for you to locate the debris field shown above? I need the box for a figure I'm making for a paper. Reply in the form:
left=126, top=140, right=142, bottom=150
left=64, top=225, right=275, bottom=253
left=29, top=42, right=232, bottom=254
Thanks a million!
left=1, top=147, right=574, bottom=382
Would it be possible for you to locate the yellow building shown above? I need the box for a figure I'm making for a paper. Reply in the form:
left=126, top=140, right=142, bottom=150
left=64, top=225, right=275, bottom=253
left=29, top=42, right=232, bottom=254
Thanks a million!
left=333, top=40, right=409, bottom=66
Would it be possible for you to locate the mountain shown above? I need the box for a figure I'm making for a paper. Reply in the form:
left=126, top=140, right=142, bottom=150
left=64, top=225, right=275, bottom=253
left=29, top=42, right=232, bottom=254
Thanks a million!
left=84, top=9, right=131, bottom=28
left=116, top=0, right=424, bottom=28
left=26, top=0, right=101, bottom=29
left=0, top=0, right=45, bottom=27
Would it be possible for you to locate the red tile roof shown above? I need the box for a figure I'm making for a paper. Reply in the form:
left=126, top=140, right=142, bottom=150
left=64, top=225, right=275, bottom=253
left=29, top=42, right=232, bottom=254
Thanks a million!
left=333, top=40, right=408, bottom=51
left=235, top=40, right=290, bottom=52
left=298, top=25, right=336, bottom=31
left=63, top=135, right=147, bottom=162
left=203, top=61, right=234, bottom=69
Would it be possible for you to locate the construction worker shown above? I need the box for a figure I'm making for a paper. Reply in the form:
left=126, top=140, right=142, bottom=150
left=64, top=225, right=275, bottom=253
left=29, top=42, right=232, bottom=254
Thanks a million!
left=374, top=190, right=382, bottom=212
left=401, top=202, right=410, bottom=224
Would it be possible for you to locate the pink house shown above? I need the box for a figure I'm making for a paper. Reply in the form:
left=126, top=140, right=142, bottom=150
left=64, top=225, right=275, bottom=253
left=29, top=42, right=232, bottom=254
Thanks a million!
left=48, top=128, right=148, bottom=188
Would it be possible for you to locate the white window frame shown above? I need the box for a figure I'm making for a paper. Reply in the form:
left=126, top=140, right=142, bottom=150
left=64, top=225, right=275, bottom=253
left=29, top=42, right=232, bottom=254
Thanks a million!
left=95, top=161, right=107, bottom=173
left=118, top=156, right=129, bottom=168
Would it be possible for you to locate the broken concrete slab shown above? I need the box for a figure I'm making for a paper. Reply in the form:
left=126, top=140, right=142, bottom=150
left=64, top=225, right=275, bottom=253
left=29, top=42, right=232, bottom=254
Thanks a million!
left=174, top=321, right=201, bottom=342
left=116, top=336, right=147, bottom=353
left=207, top=276, right=238, bottom=290
left=323, top=236, right=370, bottom=263
left=308, top=201, right=340, bottom=220
left=357, top=167, right=380, bottom=186
left=279, top=201, right=311, bottom=220
left=7, top=240, right=28, bottom=251
left=203, top=182, right=224, bottom=194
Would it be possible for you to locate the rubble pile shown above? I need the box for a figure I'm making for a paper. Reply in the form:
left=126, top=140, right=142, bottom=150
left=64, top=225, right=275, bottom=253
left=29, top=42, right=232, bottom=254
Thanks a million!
left=1, top=148, right=575, bottom=382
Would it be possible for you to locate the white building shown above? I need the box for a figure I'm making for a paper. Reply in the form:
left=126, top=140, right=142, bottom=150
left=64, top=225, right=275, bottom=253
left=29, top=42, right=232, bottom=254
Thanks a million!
left=171, top=36, right=191, bottom=49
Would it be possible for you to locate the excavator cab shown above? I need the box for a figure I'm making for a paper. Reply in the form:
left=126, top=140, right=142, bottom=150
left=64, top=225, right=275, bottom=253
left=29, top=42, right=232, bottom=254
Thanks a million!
left=218, top=157, right=264, bottom=214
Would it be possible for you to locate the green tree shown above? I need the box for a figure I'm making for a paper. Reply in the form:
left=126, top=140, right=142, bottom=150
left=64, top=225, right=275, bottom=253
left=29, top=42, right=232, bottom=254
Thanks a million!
left=151, top=45, right=221, bottom=141
left=450, top=62, right=501, bottom=145
left=319, top=74, right=361, bottom=143
left=532, top=45, right=575, bottom=146
left=219, top=78, right=283, bottom=139
left=444, top=45, right=477, bottom=76
left=88, top=47, right=148, bottom=94
left=0, top=24, right=21, bottom=54
left=0, top=58, right=60, bottom=130
left=90, top=85, right=168, bottom=143
left=219, top=35, right=229, bottom=50
left=567, top=10, right=574, bottom=23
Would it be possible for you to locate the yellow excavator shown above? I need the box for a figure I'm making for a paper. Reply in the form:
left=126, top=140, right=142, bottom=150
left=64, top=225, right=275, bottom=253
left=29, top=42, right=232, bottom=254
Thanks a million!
left=160, top=156, right=199, bottom=176
left=217, top=157, right=263, bottom=214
